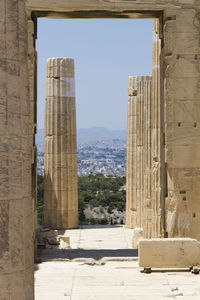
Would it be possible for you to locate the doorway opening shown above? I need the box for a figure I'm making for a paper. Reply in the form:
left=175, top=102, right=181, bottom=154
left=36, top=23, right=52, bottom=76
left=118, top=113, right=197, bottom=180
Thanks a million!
left=36, top=19, right=153, bottom=228
left=29, top=10, right=163, bottom=298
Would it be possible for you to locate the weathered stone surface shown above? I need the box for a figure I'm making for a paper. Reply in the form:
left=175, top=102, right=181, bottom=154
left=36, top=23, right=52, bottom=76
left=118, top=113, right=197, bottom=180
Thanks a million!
left=151, top=19, right=165, bottom=239
left=126, top=20, right=165, bottom=241
left=37, top=228, right=58, bottom=244
left=126, top=76, right=152, bottom=235
left=27, top=17, right=38, bottom=255
left=164, top=7, right=200, bottom=240
left=0, top=0, right=199, bottom=297
left=132, top=227, right=144, bottom=248
left=126, top=77, right=137, bottom=229
left=26, top=0, right=200, bottom=17
left=126, top=9, right=200, bottom=243
left=0, top=0, right=34, bottom=298
left=47, top=236, right=60, bottom=245
left=139, top=238, right=200, bottom=268
left=44, top=58, right=78, bottom=229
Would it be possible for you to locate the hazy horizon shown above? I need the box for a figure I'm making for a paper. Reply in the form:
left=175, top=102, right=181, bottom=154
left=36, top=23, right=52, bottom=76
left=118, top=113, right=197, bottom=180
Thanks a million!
left=37, top=125, right=127, bottom=130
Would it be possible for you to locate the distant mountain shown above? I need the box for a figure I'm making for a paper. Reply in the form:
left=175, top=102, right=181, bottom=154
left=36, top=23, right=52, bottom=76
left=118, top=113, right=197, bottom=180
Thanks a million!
left=77, top=127, right=126, bottom=142
left=36, top=127, right=126, bottom=147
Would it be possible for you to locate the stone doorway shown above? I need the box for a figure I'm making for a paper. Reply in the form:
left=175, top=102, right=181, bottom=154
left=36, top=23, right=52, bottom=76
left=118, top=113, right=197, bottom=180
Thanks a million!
left=1, top=0, right=199, bottom=298
left=34, top=18, right=163, bottom=300
left=36, top=17, right=153, bottom=232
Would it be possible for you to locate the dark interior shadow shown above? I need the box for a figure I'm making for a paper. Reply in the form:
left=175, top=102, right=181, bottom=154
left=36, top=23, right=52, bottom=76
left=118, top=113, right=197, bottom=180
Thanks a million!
left=40, top=248, right=138, bottom=260
left=149, top=268, right=191, bottom=273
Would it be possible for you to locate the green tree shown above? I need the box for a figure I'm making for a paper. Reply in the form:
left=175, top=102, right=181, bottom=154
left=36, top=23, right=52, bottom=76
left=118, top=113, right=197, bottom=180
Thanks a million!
left=78, top=174, right=126, bottom=225
left=37, top=174, right=126, bottom=226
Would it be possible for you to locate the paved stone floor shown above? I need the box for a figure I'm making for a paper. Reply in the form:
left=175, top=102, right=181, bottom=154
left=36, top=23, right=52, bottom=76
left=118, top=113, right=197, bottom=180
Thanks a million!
left=35, top=226, right=200, bottom=299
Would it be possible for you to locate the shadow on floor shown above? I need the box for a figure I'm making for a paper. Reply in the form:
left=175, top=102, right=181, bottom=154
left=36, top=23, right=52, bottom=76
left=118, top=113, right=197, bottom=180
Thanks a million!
left=40, top=248, right=138, bottom=260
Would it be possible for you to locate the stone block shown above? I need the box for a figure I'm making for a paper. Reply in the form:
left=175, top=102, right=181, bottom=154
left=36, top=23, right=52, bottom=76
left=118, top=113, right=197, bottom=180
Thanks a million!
left=46, top=57, right=75, bottom=78
left=47, top=236, right=60, bottom=245
left=0, top=274, right=10, bottom=297
left=46, top=78, right=75, bottom=98
left=37, top=228, right=58, bottom=244
left=176, top=9, right=200, bottom=34
left=166, top=100, right=200, bottom=123
left=175, top=32, right=199, bottom=55
left=166, top=145, right=200, bottom=168
left=139, top=238, right=200, bottom=268
left=166, top=77, right=200, bottom=101
left=0, top=1, right=34, bottom=297
left=165, top=55, right=199, bottom=78
left=166, top=123, right=200, bottom=145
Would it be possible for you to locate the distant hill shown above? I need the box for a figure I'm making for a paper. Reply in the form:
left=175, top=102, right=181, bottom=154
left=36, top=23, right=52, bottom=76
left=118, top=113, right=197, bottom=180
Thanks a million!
left=77, top=127, right=126, bottom=142
left=36, top=127, right=126, bottom=147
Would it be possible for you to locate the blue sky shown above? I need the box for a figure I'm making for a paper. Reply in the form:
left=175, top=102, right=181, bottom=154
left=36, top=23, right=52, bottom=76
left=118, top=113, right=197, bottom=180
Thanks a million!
left=37, top=19, right=153, bottom=130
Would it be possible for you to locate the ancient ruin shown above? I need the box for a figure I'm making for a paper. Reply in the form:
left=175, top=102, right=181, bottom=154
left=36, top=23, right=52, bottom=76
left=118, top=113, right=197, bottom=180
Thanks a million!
left=126, top=76, right=152, bottom=235
left=126, top=19, right=165, bottom=241
left=127, top=14, right=200, bottom=242
left=44, top=58, right=78, bottom=229
left=0, top=0, right=200, bottom=298
left=126, top=77, right=137, bottom=229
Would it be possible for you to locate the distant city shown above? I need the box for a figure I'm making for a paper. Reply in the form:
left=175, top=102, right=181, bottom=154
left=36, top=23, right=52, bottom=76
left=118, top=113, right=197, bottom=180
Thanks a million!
left=37, top=127, right=126, bottom=177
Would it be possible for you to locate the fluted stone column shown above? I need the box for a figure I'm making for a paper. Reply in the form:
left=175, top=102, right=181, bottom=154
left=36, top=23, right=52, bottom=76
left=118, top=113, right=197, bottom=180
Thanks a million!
left=0, top=0, right=34, bottom=298
left=126, top=77, right=137, bottom=228
left=135, top=77, right=144, bottom=229
left=126, top=76, right=152, bottom=235
left=136, top=77, right=152, bottom=233
left=44, top=58, right=78, bottom=229
left=151, top=19, right=165, bottom=238
left=142, top=77, right=152, bottom=238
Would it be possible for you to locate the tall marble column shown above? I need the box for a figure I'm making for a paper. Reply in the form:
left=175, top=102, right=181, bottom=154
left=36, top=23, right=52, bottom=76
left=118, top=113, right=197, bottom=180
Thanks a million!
left=44, top=58, right=78, bottom=229
left=126, top=77, right=137, bottom=228
left=151, top=19, right=165, bottom=238
left=141, top=77, right=152, bottom=238
left=0, top=0, right=34, bottom=298
left=136, top=76, right=152, bottom=232
left=126, top=76, right=152, bottom=234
